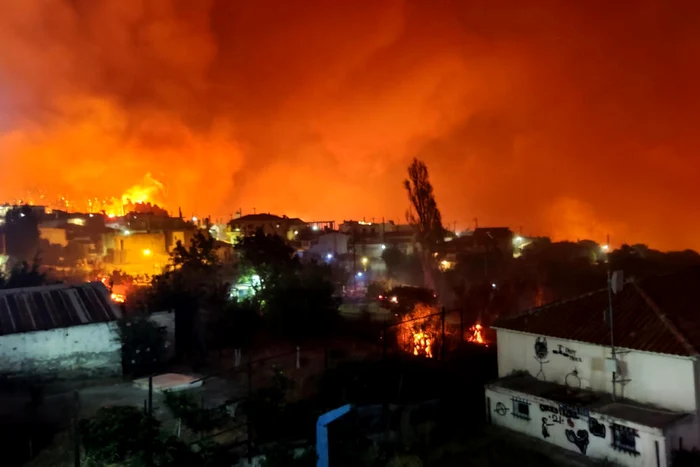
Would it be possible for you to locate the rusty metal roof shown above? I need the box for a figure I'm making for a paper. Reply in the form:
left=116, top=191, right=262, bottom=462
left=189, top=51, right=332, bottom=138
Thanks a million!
left=492, top=269, right=700, bottom=357
left=0, top=282, right=122, bottom=336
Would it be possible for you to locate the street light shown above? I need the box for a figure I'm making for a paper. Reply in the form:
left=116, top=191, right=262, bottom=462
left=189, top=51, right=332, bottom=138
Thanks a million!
left=361, top=257, right=368, bottom=265
left=142, top=249, right=151, bottom=256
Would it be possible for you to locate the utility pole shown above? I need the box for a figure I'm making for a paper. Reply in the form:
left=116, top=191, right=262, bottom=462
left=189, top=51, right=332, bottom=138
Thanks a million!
left=607, top=269, right=616, bottom=401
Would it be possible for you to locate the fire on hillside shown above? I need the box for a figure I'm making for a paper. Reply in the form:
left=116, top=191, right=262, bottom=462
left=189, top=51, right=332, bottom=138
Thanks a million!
left=12, top=173, right=168, bottom=217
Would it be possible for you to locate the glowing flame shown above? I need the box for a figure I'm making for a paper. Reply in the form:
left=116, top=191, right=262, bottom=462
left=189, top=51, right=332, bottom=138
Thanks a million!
left=104, top=173, right=167, bottom=217
left=121, top=173, right=165, bottom=205
left=110, top=293, right=126, bottom=304
left=398, top=303, right=440, bottom=358
left=468, top=323, right=486, bottom=345
left=412, top=331, right=433, bottom=358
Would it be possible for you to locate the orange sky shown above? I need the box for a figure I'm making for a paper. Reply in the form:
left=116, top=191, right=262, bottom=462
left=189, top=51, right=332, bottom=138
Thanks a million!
left=1, top=0, right=699, bottom=251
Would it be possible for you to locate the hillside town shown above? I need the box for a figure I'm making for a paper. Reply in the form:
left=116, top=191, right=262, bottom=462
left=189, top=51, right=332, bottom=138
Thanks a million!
left=2, top=1, right=700, bottom=466
left=0, top=159, right=698, bottom=467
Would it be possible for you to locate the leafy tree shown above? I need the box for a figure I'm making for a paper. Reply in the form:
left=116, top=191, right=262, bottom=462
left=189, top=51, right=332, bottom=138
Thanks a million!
left=208, top=297, right=261, bottom=353
left=149, top=231, right=225, bottom=362
left=404, top=158, right=444, bottom=290
left=109, top=269, right=135, bottom=288
left=235, top=229, right=339, bottom=343
left=117, top=314, right=166, bottom=377
left=381, top=245, right=405, bottom=279
left=236, top=228, right=299, bottom=295
left=263, top=261, right=340, bottom=343
left=1, top=205, right=40, bottom=263
left=0, top=260, right=49, bottom=289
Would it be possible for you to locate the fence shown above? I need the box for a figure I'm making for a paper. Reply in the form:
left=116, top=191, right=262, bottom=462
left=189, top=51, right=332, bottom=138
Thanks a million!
left=17, top=305, right=490, bottom=466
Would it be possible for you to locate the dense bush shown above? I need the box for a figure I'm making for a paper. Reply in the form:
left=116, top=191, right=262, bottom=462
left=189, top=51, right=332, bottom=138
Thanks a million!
left=80, top=406, right=159, bottom=464
left=162, top=390, right=229, bottom=434
left=117, top=314, right=166, bottom=377
left=80, top=405, right=208, bottom=467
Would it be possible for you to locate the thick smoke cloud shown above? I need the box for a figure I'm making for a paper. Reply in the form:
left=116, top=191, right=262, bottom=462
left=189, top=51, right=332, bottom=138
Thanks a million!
left=1, top=0, right=699, bottom=250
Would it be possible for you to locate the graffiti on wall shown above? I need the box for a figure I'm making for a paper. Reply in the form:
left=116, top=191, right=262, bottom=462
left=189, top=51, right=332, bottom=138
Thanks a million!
left=559, top=404, right=589, bottom=420
left=533, top=337, right=549, bottom=380
left=494, top=402, right=509, bottom=416
left=589, top=417, right=606, bottom=438
left=541, top=417, right=554, bottom=438
left=553, top=344, right=583, bottom=362
left=565, top=429, right=590, bottom=455
left=540, top=403, right=563, bottom=424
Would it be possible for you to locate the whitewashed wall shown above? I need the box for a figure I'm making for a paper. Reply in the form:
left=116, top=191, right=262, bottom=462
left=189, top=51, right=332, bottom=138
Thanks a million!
left=486, top=386, right=668, bottom=467
left=496, top=329, right=698, bottom=413
left=0, top=322, right=121, bottom=378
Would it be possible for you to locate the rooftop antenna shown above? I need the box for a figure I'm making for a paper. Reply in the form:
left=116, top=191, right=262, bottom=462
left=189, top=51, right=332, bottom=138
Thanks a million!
left=606, top=232, right=625, bottom=402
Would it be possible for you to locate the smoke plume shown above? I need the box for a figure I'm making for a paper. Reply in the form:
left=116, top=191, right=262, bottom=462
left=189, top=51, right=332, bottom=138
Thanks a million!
left=1, top=0, right=699, bottom=250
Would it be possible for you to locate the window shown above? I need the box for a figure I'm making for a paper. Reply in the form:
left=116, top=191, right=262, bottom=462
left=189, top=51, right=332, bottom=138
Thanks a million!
left=511, top=397, right=531, bottom=420
left=612, top=423, right=640, bottom=456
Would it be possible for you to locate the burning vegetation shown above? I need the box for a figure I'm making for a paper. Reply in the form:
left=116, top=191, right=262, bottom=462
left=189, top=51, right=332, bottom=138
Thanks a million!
left=397, top=303, right=441, bottom=359
left=468, top=324, right=486, bottom=345
left=15, top=173, right=169, bottom=218
left=396, top=305, right=490, bottom=358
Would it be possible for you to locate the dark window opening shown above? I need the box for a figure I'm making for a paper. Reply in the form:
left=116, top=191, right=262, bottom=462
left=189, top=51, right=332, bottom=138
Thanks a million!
left=511, top=397, right=531, bottom=420
left=612, top=423, right=640, bottom=456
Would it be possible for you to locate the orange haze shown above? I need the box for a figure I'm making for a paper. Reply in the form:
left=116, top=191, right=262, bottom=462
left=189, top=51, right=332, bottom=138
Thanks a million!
left=1, top=0, right=699, bottom=250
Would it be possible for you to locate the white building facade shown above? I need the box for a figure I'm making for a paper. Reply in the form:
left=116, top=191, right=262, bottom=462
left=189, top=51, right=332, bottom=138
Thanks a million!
left=486, top=273, right=700, bottom=467
left=0, top=282, right=123, bottom=379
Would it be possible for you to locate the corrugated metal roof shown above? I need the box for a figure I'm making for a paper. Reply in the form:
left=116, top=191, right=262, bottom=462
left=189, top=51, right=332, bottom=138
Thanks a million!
left=492, top=269, right=700, bottom=357
left=0, top=282, right=122, bottom=336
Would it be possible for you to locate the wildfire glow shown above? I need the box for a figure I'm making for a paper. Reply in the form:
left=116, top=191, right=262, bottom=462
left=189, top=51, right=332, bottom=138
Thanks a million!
left=468, top=324, right=486, bottom=345
left=110, top=293, right=126, bottom=304
left=412, top=331, right=433, bottom=358
left=398, top=303, right=440, bottom=359
left=104, top=173, right=167, bottom=217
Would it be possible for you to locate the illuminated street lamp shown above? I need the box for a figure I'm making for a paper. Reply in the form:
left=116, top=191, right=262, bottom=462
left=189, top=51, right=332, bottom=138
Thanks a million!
left=601, top=244, right=609, bottom=252
left=142, top=249, right=152, bottom=256
left=361, top=257, right=368, bottom=271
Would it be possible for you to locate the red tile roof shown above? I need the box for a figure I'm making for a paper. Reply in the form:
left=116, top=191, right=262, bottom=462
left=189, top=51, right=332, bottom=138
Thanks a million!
left=492, top=269, right=700, bottom=357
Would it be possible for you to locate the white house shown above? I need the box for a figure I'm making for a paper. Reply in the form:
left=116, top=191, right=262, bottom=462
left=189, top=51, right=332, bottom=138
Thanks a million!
left=0, top=282, right=123, bottom=379
left=485, top=270, right=700, bottom=467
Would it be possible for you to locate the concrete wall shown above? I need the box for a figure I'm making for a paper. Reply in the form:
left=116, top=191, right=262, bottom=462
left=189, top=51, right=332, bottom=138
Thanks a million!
left=486, top=386, right=668, bottom=467
left=0, top=322, right=121, bottom=379
left=496, top=329, right=698, bottom=412
left=39, top=227, right=68, bottom=247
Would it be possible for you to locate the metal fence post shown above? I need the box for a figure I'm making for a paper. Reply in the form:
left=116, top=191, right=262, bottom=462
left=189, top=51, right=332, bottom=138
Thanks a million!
left=147, top=375, right=154, bottom=467
left=73, top=391, right=80, bottom=467
left=441, top=307, right=446, bottom=360
left=247, top=360, right=253, bottom=463
left=382, top=324, right=388, bottom=360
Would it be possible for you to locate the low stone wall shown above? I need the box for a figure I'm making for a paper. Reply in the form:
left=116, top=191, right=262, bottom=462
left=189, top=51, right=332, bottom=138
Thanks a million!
left=0, top=322, right=122, bottom=380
